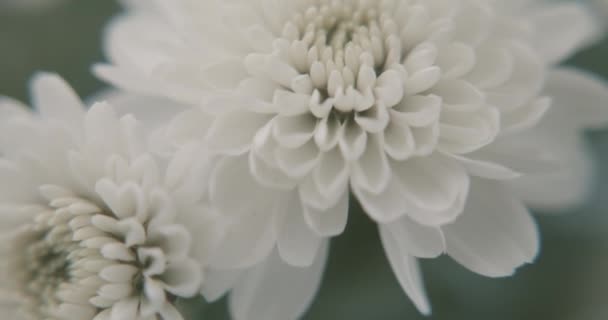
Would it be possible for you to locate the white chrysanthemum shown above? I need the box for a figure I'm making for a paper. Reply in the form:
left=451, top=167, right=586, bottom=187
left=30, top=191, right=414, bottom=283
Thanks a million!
left=96, top=0, right=608, bottom=318
left=0, top=74, right=219, bottom=320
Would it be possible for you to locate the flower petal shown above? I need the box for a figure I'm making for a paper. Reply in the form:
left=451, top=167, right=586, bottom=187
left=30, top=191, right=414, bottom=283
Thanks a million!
left=374, top=70, right=404, bottom=108
left=528, top=3, right=599, bottom=64
left=302, top=191, right=349, bottom=237
left=276, top=193, right=323, bottom=267
left=392, top=154, right=469, bottom=226
left=507, top=133, right=592, bottom=211
left=313, top=147, right=349, bottom=197
left=162, top=260, right=202, bottom=297
left=206, top=111, right=271, bottom=155
left=0, top=96, right=30, bottom=119
left=209, top=206, right=276, bottom=269
left=444, top=152, right=521, bottom=180
left=351, top=135, right=391, bottom=194
left=379, top=225, right=431, bottom=315
left=542, top=67, right=608, bottom=130
left=249, top=151, right=297, bottom=189
left=30, top=72, right=85, bottom=127
left=383, top=216, right=445, bottom=259
left=229, top=244, right=329, bottom=320
left=209, top=156, right=276, bottom=216
left=275, top=141, right=321, bottom=178
left=443, top=179, right=539, bottom=277
left=352, top=175, right=408, bottom=223
left=273, top=114, right=316, bottom=148
left=201, top=268, right=244, bottom=302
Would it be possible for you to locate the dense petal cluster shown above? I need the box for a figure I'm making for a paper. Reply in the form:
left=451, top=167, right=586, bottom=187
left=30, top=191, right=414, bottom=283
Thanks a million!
left=0, top=75, right=218, bottom=320
left=95, top=0, right=608, bottom=318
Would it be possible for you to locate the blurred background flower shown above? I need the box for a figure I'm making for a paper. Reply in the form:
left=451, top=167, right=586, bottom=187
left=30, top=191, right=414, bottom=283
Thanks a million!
left=0, top=1, right=607, bottom=319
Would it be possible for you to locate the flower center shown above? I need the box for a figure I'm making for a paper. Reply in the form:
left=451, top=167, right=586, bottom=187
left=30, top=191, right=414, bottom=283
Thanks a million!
left=10, top=204, right=105, bottom=319
left=281, top=1, right=401, bottom=116
left=21, top=230, right=75, bottom=303
left=8, top=190, right=163, bottom=319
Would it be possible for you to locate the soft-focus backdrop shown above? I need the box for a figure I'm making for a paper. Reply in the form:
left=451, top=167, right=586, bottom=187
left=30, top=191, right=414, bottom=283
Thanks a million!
left=1, top=1, right=607, bottom=319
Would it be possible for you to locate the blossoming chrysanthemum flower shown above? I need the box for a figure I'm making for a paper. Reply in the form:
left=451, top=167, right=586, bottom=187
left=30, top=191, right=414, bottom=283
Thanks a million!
left=96, top=0, right=608, bottom=318
left=0, top=74, right=220, bottom=320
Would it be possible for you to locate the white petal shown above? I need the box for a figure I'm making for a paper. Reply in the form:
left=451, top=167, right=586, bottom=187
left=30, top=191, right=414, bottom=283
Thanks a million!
left=486, top=43, right=544, bottom=113
left=382, top=119, right=415, bottom=161
left=375, top=70, right=404, bottom=107
left=439, top=107, right=500, bottom=154
left=200, top=58, right=249, bottom=90
left=352, top=175, right=408, bottom=223
left=30, top=72, right=84, bottom=127
left=209, top=156, right=276, bottom=216
left=445, top=152, right=521, bottom=180
left=201, top=268, right=244, bottom=302
left=275, top=141, right=321, bottom=178
left=501, top=97, right=551, bottom=135
left=507, top=133, right=592, bottom=211
left=528, top=3, right=599, bottom=64
left=229, top=243, right=329, bottom=320
left=94, top=64, right=163, bottom=99
left=162, top=107, right=213, bottom=145
left=162, top=260, right=202, bottom=297
left=354, top=104, right=390, bottom=133
left=156, top=225, right=191, bottom=260
left=379, top=225, right=431, bottom=315
left=85, top=102, right=121, bottom=151
left=465, top=44, right=514, bottom=89
left=436, top=42, right=476, bottom=79
left=391, top=95, right=441, bottom=128
left=95, top=179, right=141, bottom=220
left=100, top=264, right=138, bottom=283
left=110, top=297, right=139, bottom=320
left=57, top=304, right=97, bottom=320
left=299, top=175, right=342, bottom=211
left=92, top=90, right=190, bottom=133
left=313, top=147, right=349, bottom=197
left=505, top=67, right=608, bottom=210
left=542, top=67, right=608, bottom=130
left=431, top=79, right=484, bottom=112
left=411, top=123, right=439, bottom=156
left=392, top=155, right=469, bottom=226
left=351, top=135, right=391, bottom=194
left=303, top=191, right=349, bottom=237
left=443, top=179, right=539, bottom=277
left=404, top=67, right=441, bottom=96
left=209, top=201, right=278, bottom=269
left=273, top=114, right=316, bottom=148
left=159, top=304, right=185, bottom=320
left=144, top=278, right=167, bottom=305
left=206, top=111, right=271, bottom=155
left=277, top=194, right=323, bottom=267
left=273, top=90, right=310, bottom=116
left=313, top=114, right=342, bottom=151
left=339, top=119, right=367, bottom=161
left=383, top=216, right=445, bottom=259
left=249, top=151, right=297, bottom=189
left=0, top=96, right=30, bottom=119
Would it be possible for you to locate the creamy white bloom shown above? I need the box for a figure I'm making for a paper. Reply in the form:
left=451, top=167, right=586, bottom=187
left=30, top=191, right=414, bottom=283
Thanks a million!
left=0, top=74, right=219, bottom=320
left=96, top=0, right=608, bottom=318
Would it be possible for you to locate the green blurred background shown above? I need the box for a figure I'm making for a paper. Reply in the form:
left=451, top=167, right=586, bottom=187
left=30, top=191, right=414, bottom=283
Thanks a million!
left=1, top=1, right=607, bottom=319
